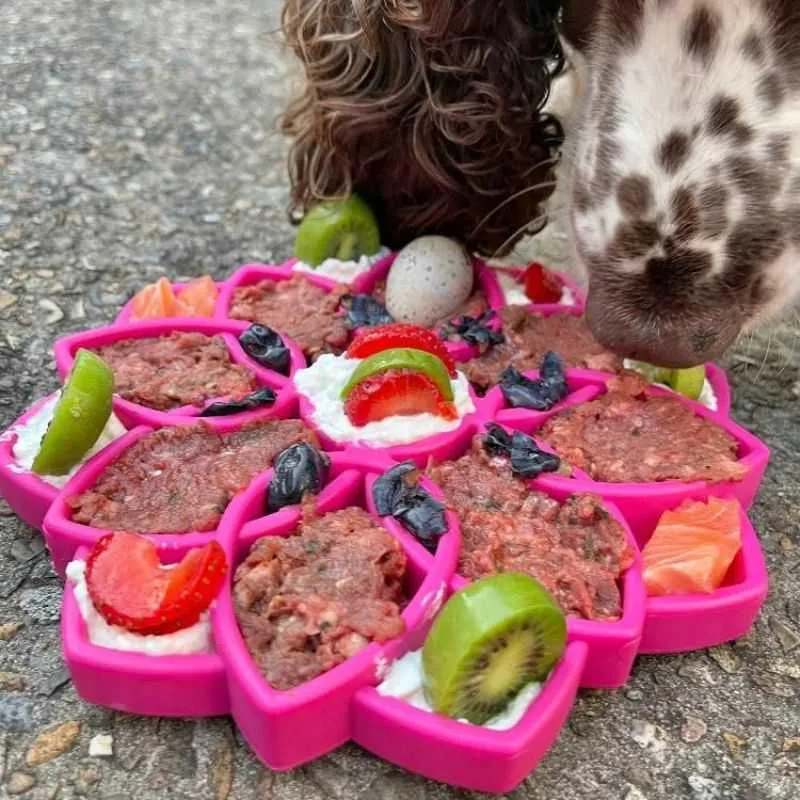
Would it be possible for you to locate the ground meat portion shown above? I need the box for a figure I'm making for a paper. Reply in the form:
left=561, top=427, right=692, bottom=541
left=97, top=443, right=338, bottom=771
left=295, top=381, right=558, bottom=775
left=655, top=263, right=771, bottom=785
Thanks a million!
left=428, top=438, right=634, bottom=620
left=229, top=275, right=351, bottom=359
left=371, top=280, right=489, bottom=331
left=94, top=332, right=257, bottom=411
left=539, top=371, right=746, bottom=483
left=234, top=502, right=406, bottom=690
left=459, top=308, right=622, bottom=391
left=68, top=420, right=313, bottom=533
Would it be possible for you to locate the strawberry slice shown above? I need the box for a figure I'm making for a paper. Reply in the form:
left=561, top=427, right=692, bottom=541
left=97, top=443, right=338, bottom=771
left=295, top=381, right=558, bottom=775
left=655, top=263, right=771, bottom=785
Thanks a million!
left=523, top=262, right=563, bottom=304
left=85, top=532, right=227, bottom=635
left=346, top=323, right=456, bottom=375
left=344, top=369, right=458, bottom=426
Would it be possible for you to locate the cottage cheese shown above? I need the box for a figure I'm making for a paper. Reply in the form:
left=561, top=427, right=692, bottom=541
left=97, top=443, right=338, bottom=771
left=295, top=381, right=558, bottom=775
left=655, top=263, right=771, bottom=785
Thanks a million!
left=66, top=560, right=212, bottom=655
left=293, top=247, right=391, bottom=283
left=495, top=269, right=575, bottom=307
left=623, top=360, right=718, bottom=411
left=377, top=649, right=541, bottom=731
left=294, top=353, right=475, bottom=447
left=8, top=393, right=126, bottom=488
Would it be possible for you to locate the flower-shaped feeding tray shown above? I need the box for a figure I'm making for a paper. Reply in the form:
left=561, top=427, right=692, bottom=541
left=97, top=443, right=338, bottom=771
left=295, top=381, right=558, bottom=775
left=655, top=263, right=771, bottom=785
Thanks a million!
left=0, top=258, right=773, bottom=795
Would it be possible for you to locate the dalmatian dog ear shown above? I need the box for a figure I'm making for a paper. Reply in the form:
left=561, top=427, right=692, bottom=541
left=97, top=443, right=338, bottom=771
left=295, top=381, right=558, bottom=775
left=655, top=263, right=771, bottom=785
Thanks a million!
left=561, top=0, right=603, bottom=50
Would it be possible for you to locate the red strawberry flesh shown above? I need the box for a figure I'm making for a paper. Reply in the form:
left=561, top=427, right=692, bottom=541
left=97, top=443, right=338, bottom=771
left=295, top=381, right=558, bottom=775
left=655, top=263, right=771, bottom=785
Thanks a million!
left=85, top=532, right=227, bottom=635
left=523, top=262, right=562, bottom=304
left=346, top=323, right=456, bottom=375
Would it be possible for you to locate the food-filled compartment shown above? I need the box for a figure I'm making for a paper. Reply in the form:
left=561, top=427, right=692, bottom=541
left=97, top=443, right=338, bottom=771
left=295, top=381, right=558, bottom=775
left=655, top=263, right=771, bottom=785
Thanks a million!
left=53, top=318, right=301, bottom=429
left=486, top=261, right=584, bottom=310
left=637, top=497, right=768, bottom=653
left=211, top=462, right=455, bottom=770
left=42, top=416, right=316, bottom=575
left=61, top=542, right=230, bottom=718
left=499, top=373, right=769, bottom=542
left=420, top=421, right=645, bottom=688
left=115, top=276, right=228, bottom=324
left=352, top=640, right=587, bottom=795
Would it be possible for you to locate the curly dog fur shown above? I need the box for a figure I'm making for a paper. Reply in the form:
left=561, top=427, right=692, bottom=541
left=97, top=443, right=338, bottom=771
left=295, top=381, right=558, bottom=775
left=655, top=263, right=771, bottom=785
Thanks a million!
left=280, top=0, right=566, bottom=256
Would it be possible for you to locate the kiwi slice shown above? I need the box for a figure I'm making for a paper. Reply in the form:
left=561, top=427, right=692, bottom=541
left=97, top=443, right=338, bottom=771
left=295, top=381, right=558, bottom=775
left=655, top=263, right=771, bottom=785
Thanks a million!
left=627, top=360, right=672, bottom=385
left=294, top=194, right=381, bottom=267
left=667, top=365, right=706, bottom=401
left=422, top=573, right=566, bottom=725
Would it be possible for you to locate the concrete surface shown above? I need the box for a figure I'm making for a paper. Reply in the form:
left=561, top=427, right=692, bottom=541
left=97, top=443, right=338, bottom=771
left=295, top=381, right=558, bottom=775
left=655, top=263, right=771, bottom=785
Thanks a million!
left=0, top=2, right=798, bottom=798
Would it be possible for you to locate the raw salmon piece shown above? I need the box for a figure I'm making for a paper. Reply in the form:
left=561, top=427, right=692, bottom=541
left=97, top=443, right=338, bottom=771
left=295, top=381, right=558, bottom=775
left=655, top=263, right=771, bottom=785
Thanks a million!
left=642, top=497, right=741, bottom=596
left=130, top=277, right=178, bottom=320
left=175, top=275, right=218, bottom=317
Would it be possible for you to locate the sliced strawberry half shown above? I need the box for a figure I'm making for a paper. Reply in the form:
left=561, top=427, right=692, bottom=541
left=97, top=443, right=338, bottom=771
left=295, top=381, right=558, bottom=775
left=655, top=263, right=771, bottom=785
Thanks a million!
left=346, top=323, right=456, bottom=375
left=344, top=369, right=458, bottom=426
left=523, top=262, right=563, bottom=304
left=85, top=532, right=227, bottom=635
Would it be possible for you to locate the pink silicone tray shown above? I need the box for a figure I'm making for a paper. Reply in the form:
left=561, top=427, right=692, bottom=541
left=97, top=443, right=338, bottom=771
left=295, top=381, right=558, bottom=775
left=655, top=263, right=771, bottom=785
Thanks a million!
left=1, top=256, right=771, bottom=795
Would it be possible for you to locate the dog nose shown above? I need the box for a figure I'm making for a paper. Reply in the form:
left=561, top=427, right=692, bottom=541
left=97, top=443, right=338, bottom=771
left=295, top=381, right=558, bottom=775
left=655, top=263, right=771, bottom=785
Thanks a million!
left=585, top=291, right=737, bottom=368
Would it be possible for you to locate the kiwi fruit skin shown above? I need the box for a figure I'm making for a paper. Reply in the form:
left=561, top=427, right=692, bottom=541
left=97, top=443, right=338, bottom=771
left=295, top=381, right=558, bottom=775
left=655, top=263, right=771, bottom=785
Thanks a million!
left=421, top=573, right=567, bottom=725
left=294, top=194, right=381, bottom=267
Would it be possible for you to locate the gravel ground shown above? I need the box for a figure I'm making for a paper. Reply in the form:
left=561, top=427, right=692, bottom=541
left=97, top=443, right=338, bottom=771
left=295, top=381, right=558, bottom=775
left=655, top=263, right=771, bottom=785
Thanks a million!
left=1, top=2, right=798, bottom=799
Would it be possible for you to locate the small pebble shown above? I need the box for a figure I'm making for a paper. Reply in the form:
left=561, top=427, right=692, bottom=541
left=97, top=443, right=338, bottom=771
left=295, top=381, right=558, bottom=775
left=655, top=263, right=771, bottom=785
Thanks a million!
left=624, top=787, right=649, bottom=800
left=687, top=775, right=721, bottom=800
left=0, top=672, right=27, bottom=692
left=89, top=734, right=113, bottom=758
left=6, top=772, right=35, bottom=795
left=680, top=716, right=707, bottom=743
left=25, top=721, right=80, bottom=766
left=38, top=298, right=64, bottom=325
left=708, top=646, right=740, bottom=674
left=625, top=689, right=644, bottom=701
left=768, top=618, right=800, bottom=653
left=722, top=731, right=748, bottom=757
left=0, top=290, right=18, bottom=312
left=0, top=622, right=22, bottom=641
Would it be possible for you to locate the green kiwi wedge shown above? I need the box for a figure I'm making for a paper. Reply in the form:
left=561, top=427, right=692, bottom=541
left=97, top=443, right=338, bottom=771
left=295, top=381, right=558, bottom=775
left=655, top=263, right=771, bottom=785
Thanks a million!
left=667, top=365, right=706, bottom=401
left=422, top=573, right=567, bottom=725
left=294, top=194, right=381, bottom=267
left=627, top=360, right=672, bottom=385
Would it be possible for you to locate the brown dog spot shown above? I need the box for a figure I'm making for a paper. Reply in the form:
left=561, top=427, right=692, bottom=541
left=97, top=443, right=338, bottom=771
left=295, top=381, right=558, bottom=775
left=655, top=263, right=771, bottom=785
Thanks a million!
left=726, top=155, right=781, bottom=201
left=605, top=0, right=646, bottom=49
left=698, top=183, right=729, bottom=239
left=757, top=72, right=785, bottom=110
left=683, top=6, right=721, bottom=64
left=617, top=175, right=653, bottom=217
left=671, top=187, right=700, bottom=241
left=645, top=247, right=712, bottom=294
left=725, top=220, right=786, bottom=286
left=609, top=219, right=660, bottom=261
left=707, top=95, right=740, bottom=135
left=741, top=30, right=765, bottom=63
left=767, top=134, right=791, bottom=166
left=783, top=206, right=800, bottom=246
left=658, top=131, right=692, bottom=174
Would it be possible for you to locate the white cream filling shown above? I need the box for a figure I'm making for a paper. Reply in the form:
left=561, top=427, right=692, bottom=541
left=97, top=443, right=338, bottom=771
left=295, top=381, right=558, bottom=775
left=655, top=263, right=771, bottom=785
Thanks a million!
left=6, top=393, right=126, bottom=488
left=494, top=269, right=574, bottom=307
left=66, top=560, right=212, bottom=656
left=294, top=353, right=475, bottom=447
left=293, top=247, right=391, bottom=282
left=377, top=649, right=541, bottom=731
left=623, top=360, right=718, bottom=411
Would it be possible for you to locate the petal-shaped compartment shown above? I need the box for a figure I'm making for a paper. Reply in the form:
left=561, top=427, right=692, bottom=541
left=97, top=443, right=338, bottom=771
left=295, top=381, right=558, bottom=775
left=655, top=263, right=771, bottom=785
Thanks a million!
left=502, top=382, right=769, bottom=544
left=638, top=499, right=768, bottom=653
left=42, top=416, right=315, bottom=576
left=351, top=641, right=587, bottom=794
left=115, top=279, right=229, bottom=324
left=53, top=318, right=302, bottom=429
left=423, top=422, right=645, bottom=688
left=482, top=261, right=585, bottom=312
left=357, top=256, right=505, bottom=363
left=61, top=544, right=229, bottom=717
left=284, top=250, right=396, bottom=291
left=213, top=463, right=455, bottom=770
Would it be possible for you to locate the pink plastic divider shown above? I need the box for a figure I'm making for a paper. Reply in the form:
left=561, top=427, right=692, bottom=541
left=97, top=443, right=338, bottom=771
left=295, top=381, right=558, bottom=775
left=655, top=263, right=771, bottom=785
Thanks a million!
left=351, top=641, right=588, bottom=795
left=115, top=279, right=228, bottom=325
left=0, top=395, right=71, bottom=531
left=212, top=462, right=455, bottom=770
left=638, top=500, right=768, bottom=653
left=61, top=545, right=229, bottom=717
left=52, top=318, right=302, bottom=430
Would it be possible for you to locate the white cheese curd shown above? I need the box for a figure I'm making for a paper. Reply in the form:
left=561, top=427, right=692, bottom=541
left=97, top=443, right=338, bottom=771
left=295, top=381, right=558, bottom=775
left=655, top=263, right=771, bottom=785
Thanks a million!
left=294, top=353, right=475, bottom=447
left=66, top=560, right=212, bottom=656
left=494, top=269, right=575, bottom=307
left=377, top=649, right=541, bottom=731
left=8, top=393, right=126, bottom=488
left=293, top=246, right=391, bottom=282
left=623, top=360, right=718, bottom=411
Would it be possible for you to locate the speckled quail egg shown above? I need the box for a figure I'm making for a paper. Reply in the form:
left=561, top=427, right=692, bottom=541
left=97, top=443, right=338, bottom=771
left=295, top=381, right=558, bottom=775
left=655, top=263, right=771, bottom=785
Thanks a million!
left=384, top=236, right=474, bottom=328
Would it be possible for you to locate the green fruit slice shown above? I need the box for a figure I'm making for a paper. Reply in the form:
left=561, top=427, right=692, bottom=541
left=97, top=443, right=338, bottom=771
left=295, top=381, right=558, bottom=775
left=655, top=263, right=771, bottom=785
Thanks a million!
left=32, top=349, right=115, bottom=476
left=666, top=365, right=706, bottom=401
left=627, top=360, right=672, bottom=385
left=294, top=194, right=381, bottom=267
left=422, top=573, right=567, bottom=725
left=341, top=348, right=454, bottom=402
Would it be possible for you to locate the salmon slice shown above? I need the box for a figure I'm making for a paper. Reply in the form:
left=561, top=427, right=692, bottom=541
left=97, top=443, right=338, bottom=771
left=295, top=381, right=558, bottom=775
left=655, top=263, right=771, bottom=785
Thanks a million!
left=642, top=497, right=742, bottom=596
left=175, top=275, right=218, bottom=318
left=130, top=277, right=178, bottom=321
